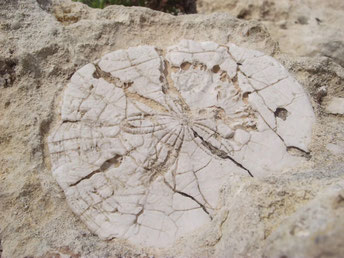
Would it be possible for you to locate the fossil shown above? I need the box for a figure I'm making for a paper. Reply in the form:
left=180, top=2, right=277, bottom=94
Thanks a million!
left=48, top=40, right=315, bottom=247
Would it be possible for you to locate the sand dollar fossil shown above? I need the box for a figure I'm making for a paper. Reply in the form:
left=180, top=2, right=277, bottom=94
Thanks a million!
left=48, top=40, right=315, bottom=247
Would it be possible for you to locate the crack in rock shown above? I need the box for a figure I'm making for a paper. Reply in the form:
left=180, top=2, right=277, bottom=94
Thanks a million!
left=175, top=190, right=213, bottom=219
left=191, top=128, right=254, bottom=178
left=47, top=40, right=315, bottom=248
left=70, top=155, right=123, bottom=187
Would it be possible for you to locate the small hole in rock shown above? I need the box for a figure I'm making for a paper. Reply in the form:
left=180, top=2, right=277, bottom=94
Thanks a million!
left=212, top=65, right=220, bottom=73
left=200, top=64, right=207, bottom=71
left=93, top=71, right=100, bottom=79
left=274, top=107, right=288, bottom=121
left=198, top=109, right=206, bottom=115
left=0, top=58, right=17, bottom=87
left=180, top=62, right=192, bottom=71
left=315, top=17, right=322, bottom=24
left=297, top=16, right=308, bottom=25
left=100, top=155, right=123, bottom=171
left=242, top=92, right=250, bottom=103
left=237, top=9, right=251, bottom=19
left=123, top=82, right=133, bottom=89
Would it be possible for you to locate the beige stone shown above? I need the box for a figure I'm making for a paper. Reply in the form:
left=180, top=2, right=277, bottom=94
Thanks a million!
left=326, top=142, right=344, bottom=155
left=263, top=181, right=344, bottom=257
left=197, top=0, right=344, bottom=67
left=48, top=40, right=315, bottom=247
left=0, top=0, right=344, bottom=256
left=325, top=97, right=344, bottom=115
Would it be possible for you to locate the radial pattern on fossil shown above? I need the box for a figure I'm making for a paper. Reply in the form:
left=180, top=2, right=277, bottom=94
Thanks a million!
left=48, top=40, right=315, bottom=247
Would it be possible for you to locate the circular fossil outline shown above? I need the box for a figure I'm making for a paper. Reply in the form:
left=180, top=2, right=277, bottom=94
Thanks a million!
left=48, top=40, right=315, bottom=248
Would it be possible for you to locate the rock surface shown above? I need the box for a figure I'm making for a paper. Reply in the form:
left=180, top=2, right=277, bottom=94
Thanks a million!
left=48, top=39, right=314, bottom=248
left=197, top=0, right=344, bottom=67
left=0, top=0, right=344, bottom=257
left=325, top=97, right=344, bottom=115
left=263, top=179, right=344, bottom=257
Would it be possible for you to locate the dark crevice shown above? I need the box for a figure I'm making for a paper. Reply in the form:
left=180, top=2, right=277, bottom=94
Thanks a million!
left=100, top=155, right=123, bottom=170
left=62, top=120, right=79, bottom=124
left=93, top=64, right=120, bottom=86
left=175, top=190, right=213, bottom=219
left=70, top=155, right=122, bottom=187
left=274, top=107, right=288, bottom=121
left=191, top=129, right=254, bottom=178
left=0, top=58, right=17, bottom=88
left=242, top=92, right=250, bottom=103
left=70, top=169, right=102, bottom=187
left=134, top=207, right=144, bottom=224
left=287, top=146, right=311, bottom=159
left=163, top=178, right=212, bottom=219
left=211, top=65, right=221, bottom=73
left=180, top=62, right=192, bottom=71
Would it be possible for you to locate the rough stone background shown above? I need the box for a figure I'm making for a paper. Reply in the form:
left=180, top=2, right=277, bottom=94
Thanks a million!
left=0, top=0, right=343, bottom=257
left=197, top=0, right=344, bottom=67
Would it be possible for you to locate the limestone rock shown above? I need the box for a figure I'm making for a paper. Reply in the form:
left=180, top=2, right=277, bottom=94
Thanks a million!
left=48, top=40, right=314, bottom=247
left=197, top=0, right=344, bottom=67
left=263, top=180, right=344, bottom=257
left=325, top=97, right=344, bottom=115
left=0, top=0, right=344, bottom=256
left=169, top=166, right=344, bottom=258
left=0, top=0, right=281, bottom=256
left=326, top=142, right=344, bottom=156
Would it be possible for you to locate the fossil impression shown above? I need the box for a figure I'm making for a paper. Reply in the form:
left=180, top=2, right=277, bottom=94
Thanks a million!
left=48, top=40, right=315, bottom=247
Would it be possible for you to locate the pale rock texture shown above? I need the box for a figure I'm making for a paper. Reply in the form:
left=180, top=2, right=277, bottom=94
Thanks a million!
left=197, top=0, right=344, bottom=67
left=325, top=97, right=344, bottom=115
left=327, top=142, right=344, bottom=155
left=263, top=180, right=344, bottom=257
left=0, top=0, right=344, bottom=257
left=212, top=167, right=344, bottom=258
left=48, top=40, right=314, bottom=247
